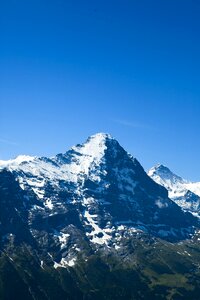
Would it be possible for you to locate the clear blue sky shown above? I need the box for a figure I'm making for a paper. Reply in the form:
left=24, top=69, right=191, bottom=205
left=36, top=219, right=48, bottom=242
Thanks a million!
left=1, top=0, right=200, bottom=181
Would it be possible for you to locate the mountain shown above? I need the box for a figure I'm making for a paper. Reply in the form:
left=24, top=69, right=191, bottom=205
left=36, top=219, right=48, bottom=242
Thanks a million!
left=0, top=133, right=196, bottom=244
left=1, top=133, right=200, bottom=299
left=148, top=164, right=200, bottom=217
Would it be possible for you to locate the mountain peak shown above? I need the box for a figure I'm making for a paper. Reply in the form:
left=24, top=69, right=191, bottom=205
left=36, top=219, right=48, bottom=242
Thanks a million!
left=148, top=164, right=186, bottom=185
left=149, top=163, right=200, bottom=216
left=71, top=132, right=117, bottom=159
left=89, top=132, right=113, bottom=141
left=148, top=164, right=173, bottom=177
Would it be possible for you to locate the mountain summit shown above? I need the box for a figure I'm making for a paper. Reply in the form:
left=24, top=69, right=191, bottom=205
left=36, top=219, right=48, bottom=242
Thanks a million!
left=149, top=164, right=200, bottom=217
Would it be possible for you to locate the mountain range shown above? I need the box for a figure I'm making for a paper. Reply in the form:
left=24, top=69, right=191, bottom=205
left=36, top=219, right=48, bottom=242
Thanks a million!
left=1, top=133, right=200, bottom=299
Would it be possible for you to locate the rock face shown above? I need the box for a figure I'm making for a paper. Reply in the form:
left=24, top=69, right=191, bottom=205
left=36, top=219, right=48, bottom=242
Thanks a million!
left=149, top=164, right=200, bottom=217
left=1, top=133, right=200, bottom=299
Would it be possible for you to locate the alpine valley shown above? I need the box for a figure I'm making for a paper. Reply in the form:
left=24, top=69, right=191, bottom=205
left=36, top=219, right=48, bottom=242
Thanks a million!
left=1, top=133, right=200, bottom=300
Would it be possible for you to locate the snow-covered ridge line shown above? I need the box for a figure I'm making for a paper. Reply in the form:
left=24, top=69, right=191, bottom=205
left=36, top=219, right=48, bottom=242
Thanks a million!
left=0, top=155, right=36, bottom=169
left=0, top=133, right=113, bottom=168
left=0, top=133, right=115, bottom=193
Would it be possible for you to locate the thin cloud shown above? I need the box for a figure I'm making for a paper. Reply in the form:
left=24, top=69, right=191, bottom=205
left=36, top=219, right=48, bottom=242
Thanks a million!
left=0, top=138, right=18, bottom=146
left=113, top=119, right=155, bottom=130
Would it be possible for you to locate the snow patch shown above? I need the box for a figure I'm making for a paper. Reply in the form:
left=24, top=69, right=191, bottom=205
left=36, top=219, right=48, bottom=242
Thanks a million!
left=54, top=257, right=76, bottom=269
left=45, top=199, right=54, bottom=210
left=54, top=231, right=70, bottom=249
left=84, top=210, right=112, bottom=245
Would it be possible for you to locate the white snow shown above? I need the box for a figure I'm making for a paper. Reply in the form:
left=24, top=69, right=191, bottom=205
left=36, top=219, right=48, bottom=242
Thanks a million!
left=40, top=260, right=44, bottom=269
left=32, top=188, right=45, bottom=199
left=148, top=164, right=188, bottom=198
left=69, top=133, right=109, bottom=181
left=65, top=257, right=76, bottom=266
left=0, top=133, right=113, bottom=200
left=114, top=245, right=121, bottom=250
left=53, top=230, right=70, bottom=249
left=82, top=197, right=96, bottom=206
left=54, top=257, right=76, bottom=269
left=45, top=199, right=54, bottom=210
left=0, top=155, right=35, bottom=169
left=59, top=233, right=70, bottom=247
left=186, top=182, right=200, bottom=197
left=117, top=225, right=125, bottom=230
left=84, top=210, right=112, bottom=245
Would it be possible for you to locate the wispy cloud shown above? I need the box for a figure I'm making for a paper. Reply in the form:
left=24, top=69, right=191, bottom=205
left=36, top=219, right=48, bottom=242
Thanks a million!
left=112, top=119, right=155, bottom=130
left=0, top=138, right=18, bottom=146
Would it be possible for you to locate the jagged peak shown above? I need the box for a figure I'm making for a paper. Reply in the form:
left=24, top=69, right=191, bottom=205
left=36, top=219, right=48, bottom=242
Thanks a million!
left=148, top=164, right=187, bottom=185
left=148, top=164, right=172, bottom=176
left=71, top=133, right=116, bottom=157
left=89, top=132, right=114, bottom=141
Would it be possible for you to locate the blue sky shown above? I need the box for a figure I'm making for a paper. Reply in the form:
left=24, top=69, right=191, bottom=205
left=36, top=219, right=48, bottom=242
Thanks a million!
left=1, top=0, right=200, bottom=181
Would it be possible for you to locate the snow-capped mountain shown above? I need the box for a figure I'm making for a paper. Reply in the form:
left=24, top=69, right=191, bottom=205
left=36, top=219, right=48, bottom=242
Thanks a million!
left=0, top=134, right=197, bottom=250
left=1, top=133, right=200, bottom=299
left=148, top=164, right=200, bottom=217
